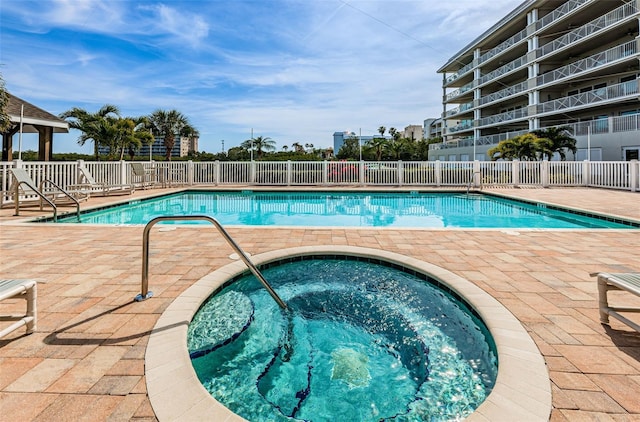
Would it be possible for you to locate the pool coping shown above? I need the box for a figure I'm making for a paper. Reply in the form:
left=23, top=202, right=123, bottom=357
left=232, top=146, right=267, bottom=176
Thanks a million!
left=145, top=245, right=552, bottom=421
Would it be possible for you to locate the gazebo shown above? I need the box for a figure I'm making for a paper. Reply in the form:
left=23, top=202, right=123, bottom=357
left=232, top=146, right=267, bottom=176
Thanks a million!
left=1, top=93, right=69, bottom=161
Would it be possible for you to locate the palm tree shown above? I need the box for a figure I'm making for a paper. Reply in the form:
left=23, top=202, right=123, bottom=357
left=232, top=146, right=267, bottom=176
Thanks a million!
left=291, top=142, right=304, bottom=153
left=60, top=105, right=120, bottom=160
left=378, top=126, right=386, bottom=137
left=240, top=135, right=275, bottom=159
left=366, top=137, right=389, bottom=161
left=110, top=116, right=154, bottom=160
left=147, top=109, right=197, bottom=161
left=282, top=145, right=289, bottom=152
left=531, top=126, right=577, bottom=161
left=488, top=133, right=552, bottom=161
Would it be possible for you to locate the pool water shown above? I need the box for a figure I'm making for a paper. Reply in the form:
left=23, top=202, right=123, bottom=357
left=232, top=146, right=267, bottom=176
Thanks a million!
left=188, top=258, right=498, bottom=421
left=56, top=190, right=634, bottom=228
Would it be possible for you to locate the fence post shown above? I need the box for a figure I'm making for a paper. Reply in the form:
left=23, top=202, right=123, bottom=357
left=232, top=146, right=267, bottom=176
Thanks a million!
left=187, top=160, right=194, bottom=185
left=360, top=160, right=365, bottom=186
left=250, top=161, right=256, bottom=185
left=473, top=160, right=481, bottom=188
left=512, top=159, right=519, bottom=188
left=630, top=159, right=638, bottom=192
left=541, top=160, right=549, bottom=188
left=582, top=160, right=590, bottom=187
left=214, top=160, right=220, bottom=185
left=398, top=161, right=403, bottom=186
left=322, top=161, right=328, bottom=185
left=435, top=160, right=442, bottom=187
left=119, top=160, right=127, bottom=185
left=287, top=160, right=292, bottom=186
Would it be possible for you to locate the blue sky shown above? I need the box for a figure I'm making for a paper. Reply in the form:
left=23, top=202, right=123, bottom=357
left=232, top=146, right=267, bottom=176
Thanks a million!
left=1, top=0, right=520, bottom=154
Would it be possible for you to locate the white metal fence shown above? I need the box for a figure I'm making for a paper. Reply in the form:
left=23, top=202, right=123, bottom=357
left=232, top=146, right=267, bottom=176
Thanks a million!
left=1, top=159, right=638, bottom=207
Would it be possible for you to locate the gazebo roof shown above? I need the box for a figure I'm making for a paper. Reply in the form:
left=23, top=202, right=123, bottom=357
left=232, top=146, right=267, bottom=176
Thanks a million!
left=6, top=92, right=69, bottom=133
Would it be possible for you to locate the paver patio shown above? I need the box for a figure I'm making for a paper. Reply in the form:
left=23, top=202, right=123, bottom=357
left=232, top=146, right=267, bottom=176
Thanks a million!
left=0, top=187, right=639, bottom=421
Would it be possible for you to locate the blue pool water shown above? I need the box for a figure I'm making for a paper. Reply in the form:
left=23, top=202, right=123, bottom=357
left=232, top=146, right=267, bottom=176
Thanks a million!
left=56, top=190, right=635, bottom=228
left=188, top=257, right=498, bottom=421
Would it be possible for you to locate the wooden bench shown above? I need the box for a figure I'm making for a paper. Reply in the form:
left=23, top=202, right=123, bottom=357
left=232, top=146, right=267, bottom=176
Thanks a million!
left=0, top=279, right=37, bottom=338
left=593, top=272, right=640, bottom=332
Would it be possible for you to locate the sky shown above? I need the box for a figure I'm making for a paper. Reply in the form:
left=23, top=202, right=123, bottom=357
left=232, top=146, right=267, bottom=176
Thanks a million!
left=0, top=0, right=522, bottom=155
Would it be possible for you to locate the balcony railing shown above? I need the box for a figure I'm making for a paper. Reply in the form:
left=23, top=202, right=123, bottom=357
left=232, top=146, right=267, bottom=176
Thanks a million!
left=537, top=41, right=638, bottom=86
left=479, top=81, right=529, bottom=106
left=431, top=112, right=640, bottom=151
left=538, top=2, right=638, bottom=58
left=445, top=102, right=474, bottom=117
left=446, top=81, right=475, bottom=101
left=537, top=79, right=639, bottom=114
left=446, top=120, right=474, bottom=134
left=478, top=107, right=528, bottom=127
left=537, top=0, right=592, bottom=29
left=478, top=27, right=528, bottom=66
left=478, top=55, right=528, bottom=85
left=445, top=60, right=475, bottom=84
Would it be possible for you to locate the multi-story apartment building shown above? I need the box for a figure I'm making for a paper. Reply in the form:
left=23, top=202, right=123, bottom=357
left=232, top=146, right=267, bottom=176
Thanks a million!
left=432, top=0, right=640, bottom=161
left=98, top=135, right=199, bottom=158
left=423, top=118, right=444, bottom=140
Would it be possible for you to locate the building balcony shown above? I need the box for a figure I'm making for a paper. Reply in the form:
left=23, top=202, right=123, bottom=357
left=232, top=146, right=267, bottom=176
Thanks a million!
left=538, top=2, right=638, bottom=59
left=445, top=81, right=475, bottom=101
left=430, top=112, right=640, bottom=151
left=478, top=27, right=528, bottom=66
left=445, top=61, right=475, bottom=85
left=478, top=107, right=528, bottom=127
left=537, top=79, right=639, bottom=115
left=536, top=0, right=593, bottom=30
left=479, top=81, right=529, bottom=107
left=445, top=102, right=474, bottom=118
left=478, top=55, right=528, bottom=86
left=537, top=41, right=638, bottom=87
left=445, top=121, right=474, bottom=134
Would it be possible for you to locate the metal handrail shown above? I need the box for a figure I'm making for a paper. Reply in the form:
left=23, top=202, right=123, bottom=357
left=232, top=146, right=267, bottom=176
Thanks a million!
left=14, top=179, right=80, bottom=222
left=40, top=179, right=81, bottom=222
left=466, top=170, right=482, bottom=195
left=14, top=181, right=57, bottom=221
left=137, top=215, right=287, bottom=309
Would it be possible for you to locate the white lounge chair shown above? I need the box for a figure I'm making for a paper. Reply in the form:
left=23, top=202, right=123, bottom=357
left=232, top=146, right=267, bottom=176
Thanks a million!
left=131, top=163, right=158, bottom=189
left=8, top=168, right=89, bottom=216
left=69, top=164, right=135, bottom=196
left=593, top=272, right=640, bottom=332
left=0, top=279, right=37, bottom=338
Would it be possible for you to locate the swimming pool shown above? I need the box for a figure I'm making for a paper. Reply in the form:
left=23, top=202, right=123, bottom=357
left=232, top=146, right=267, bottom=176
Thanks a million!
left=188, top=257, right=498, bottom=421
left=56, top=190, right=635, bottom=228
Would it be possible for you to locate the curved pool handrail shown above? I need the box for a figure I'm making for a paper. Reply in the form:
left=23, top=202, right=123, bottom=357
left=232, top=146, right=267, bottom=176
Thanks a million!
left=137, top=215, right=287, bottom=309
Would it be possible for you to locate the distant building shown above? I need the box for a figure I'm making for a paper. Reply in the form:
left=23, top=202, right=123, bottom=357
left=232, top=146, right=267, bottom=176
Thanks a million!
left=402, top=125, right=423, bottom=141
left=434, top=0, right=640, bottom=161
left=423, top=118, right=443, bottom=140
left=99, top=135, right=199, bottom=158
left=333, top=131, right=392, bottom=154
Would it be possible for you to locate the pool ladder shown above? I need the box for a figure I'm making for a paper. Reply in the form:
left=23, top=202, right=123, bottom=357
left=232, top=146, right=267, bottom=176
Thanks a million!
left=466, top=170, right=482, bottom=195
left=136, top=215, right=287, bottom=309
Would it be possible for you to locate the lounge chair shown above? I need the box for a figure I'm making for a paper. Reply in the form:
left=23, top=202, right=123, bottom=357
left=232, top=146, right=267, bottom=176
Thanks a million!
left=7, top=168, right=89, bottom=215
left=69, top=164, right=135, bottom=196
left=131, top=163, right=157, bottom=189
left=592, top=272, right=640, bottom=332
left=0, top=279, right=37, bottom=338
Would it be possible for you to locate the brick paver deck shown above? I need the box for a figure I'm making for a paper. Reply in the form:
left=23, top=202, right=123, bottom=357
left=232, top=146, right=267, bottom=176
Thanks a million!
left=1, top=187, right=638, bottom=421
